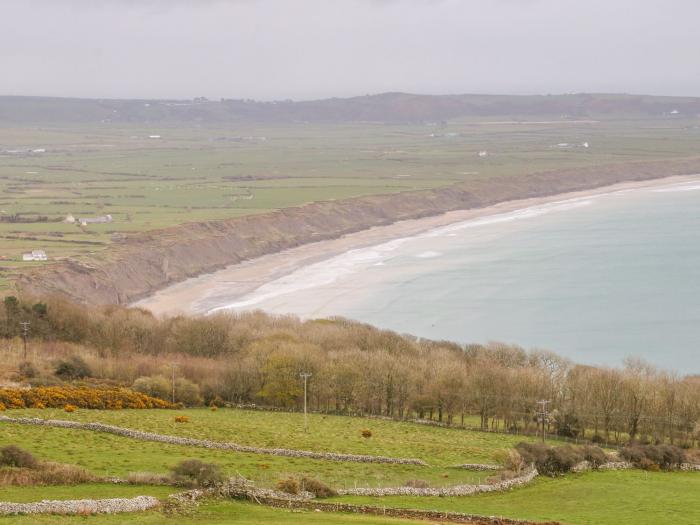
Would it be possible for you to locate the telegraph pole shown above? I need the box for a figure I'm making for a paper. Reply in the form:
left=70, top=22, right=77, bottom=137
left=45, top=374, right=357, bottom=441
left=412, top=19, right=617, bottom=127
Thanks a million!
left=300, top=372, right=312, bottom=433
left=170, top=363, right=178, bottom=404
left=20, top=321, right=30, bottom=360
left=536, top=400, right=550, bottom=443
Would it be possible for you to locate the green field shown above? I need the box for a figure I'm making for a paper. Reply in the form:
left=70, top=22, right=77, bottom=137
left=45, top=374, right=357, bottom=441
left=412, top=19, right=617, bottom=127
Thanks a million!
left=1, top=408, right=529, bottom=489
left=0, top=499, right=424, bottom=525
left=1, top=408, right=699, bottom=524
left=338, top=470, right=699, bottom=525
left=2, top=116, right=699, bottom=290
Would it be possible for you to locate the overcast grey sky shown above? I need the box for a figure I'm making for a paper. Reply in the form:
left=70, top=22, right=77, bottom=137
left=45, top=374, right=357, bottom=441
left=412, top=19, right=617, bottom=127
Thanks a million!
left=2, top=0, right=699, bottom=100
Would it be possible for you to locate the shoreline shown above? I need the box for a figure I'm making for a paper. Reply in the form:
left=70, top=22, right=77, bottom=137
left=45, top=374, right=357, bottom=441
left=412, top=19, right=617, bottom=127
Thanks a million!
left=134, top=174, right=699, bottom=317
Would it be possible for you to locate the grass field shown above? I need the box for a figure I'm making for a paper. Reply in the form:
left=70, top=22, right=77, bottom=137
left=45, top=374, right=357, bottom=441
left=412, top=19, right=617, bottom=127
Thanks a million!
left=2, top=117, right=699, bottom=290
left=337, top=470, right=700, bottom=525
left=2, top=408, right=523, bottom=489
left=1, top=409, right=699, bottom=524
left=0, top=500, right=426, bottom=525
left=7, top=408, right=535, bottom=465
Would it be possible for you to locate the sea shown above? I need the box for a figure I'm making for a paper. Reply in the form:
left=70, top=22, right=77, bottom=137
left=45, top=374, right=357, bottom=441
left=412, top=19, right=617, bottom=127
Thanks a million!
left=211, top=178, right=700, bottom=372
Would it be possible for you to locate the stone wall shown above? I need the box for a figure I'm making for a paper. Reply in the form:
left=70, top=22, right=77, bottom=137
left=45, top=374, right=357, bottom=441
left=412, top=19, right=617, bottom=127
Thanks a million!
left=0, top=496, right=159, bottom=516
left=336, top=468, right=538, bottom=497
left=0, top=416, right=427, bottom=466
left=259, top=498, right=561, bottom=525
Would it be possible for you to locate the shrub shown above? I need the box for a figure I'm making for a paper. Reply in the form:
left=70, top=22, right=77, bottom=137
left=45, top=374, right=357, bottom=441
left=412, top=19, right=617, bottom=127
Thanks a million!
left=276, top=476, right=300, bottom=494
left=360, top=429, right=372, bottom=438
left=590, top=434, right=605, bottom=444
left=404, top=479, right=429, bottom=488
left=64, top=404, right=77, bottom=413
left=621, top=444, right=686, bottom=470
left=170, top=459, right=223, bottom=488
left=494, top=449, right=525, bottom=473
left=0, top=403, right=5, bottom=411
left=516, top=442, right=583, bottom=476
left=300, top=476, right=337, bottom=498
left=175, top=378, right=201, bottom=406
left=54, top=356, right=92, bottom=380
left=0, top=446, right=38, bottom=469
left=0, top=386, right=174, bottom=410
left=18, top=362, right=37, bottom=379
left=174, top=415, right=189, bottom=423
left=132, top=376, right=171, bottom=400
left=580, top=445, right=608, bottom=468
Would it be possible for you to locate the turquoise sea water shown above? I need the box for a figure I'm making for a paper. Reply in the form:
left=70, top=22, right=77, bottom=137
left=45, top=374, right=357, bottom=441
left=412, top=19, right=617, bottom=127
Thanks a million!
left=217, top=179, right=700, bottom=371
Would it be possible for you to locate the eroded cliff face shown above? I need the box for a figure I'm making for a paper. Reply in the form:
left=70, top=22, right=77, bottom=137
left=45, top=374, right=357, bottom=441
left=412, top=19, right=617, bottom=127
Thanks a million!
left=17, top=158, right=700, bottom=305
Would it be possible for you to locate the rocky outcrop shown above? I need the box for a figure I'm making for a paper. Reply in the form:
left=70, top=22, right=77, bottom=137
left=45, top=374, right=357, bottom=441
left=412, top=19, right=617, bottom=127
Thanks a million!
left=0, top=416, right=427, bottom=466
left=0, top=496, right=159, bottom=516
left=18, top=158, right=700, bottom=305
left=336, top=468, right=538, bottom=497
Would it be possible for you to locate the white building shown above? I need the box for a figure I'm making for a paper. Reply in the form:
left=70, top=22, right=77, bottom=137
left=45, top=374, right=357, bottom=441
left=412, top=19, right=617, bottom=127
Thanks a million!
left=22, top=250, right=48, bottom=261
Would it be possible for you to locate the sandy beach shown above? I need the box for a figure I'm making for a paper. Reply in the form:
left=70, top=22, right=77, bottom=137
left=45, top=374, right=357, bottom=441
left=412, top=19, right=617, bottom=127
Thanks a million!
left=134, top=174, right=699, bottom=317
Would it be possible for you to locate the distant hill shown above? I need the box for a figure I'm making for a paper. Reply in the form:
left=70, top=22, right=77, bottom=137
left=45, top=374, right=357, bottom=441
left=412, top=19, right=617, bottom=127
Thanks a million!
left=1, top=92, right=699, bottom=124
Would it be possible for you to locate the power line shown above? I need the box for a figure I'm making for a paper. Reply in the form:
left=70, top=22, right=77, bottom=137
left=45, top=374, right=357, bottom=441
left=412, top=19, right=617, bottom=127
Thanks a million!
left=20, top=321, right=30, bottom=361
left=536, top=399, right=550, bottom=443
left=300, top=372, right=312, bottom=433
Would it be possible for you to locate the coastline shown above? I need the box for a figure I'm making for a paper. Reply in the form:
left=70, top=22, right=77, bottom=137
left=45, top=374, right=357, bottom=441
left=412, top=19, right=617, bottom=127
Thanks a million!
left=134, top=174, right=699, bottom=317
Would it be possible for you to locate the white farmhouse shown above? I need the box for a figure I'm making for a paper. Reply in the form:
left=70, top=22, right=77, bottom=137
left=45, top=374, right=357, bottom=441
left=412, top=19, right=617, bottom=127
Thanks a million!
left=22, top=250, right=48, bottom=261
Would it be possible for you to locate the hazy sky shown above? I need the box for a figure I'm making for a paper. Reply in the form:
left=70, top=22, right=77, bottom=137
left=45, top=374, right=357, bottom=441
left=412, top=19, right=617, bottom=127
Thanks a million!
left=2, top=0, right=699, bottom=100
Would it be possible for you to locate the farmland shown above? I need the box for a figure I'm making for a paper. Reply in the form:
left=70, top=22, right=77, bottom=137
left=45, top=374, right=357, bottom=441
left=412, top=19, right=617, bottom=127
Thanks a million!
left=0, top=408, right=699, bottom=524
left=2, top=110, right=700, bottom=292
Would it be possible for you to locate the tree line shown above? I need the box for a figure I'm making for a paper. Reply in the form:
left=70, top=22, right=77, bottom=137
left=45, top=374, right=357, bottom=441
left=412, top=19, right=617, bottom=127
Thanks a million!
left=2, top=295, right=699, bottom=446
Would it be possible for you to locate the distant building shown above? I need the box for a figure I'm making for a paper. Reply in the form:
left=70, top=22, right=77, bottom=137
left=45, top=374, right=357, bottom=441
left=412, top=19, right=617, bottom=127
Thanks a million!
left=78, top=214, right=113, bottom=226
left=22, top=250, right=47, bottom=261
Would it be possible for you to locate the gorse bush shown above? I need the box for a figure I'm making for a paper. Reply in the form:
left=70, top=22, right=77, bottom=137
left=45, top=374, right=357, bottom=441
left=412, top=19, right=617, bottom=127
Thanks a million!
left=170, top=459, right=224, bottom=488
left=0, top=386, right=174, bottom=410
left=0, top=445, right=38, bottom=469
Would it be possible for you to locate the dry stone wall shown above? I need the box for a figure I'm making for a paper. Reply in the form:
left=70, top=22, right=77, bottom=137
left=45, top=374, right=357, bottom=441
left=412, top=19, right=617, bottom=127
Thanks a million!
left=0, top=416, right=427, bottom=466
left=0, top=496, right=159, bottom=516
left=336, top=468, right=538, bottom=497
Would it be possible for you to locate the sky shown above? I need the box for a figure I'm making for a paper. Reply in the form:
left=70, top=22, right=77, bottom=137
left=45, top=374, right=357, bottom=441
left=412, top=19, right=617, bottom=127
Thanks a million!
left=2, top=0, right=700, bottom=100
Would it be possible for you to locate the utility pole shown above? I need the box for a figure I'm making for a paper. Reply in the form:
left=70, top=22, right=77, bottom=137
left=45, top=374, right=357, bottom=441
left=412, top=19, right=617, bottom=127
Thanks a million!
left=536, top=400, right=551, bottom=443
left=300, top=372, right=312, bottom=433
left=20, top=321, right=30, bottom=360
left=170, top=363, right=178, bottom=404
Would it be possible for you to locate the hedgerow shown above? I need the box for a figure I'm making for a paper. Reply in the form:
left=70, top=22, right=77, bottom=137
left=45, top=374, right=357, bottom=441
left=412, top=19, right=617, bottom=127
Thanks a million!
left=0, top=386, right=174, bottom=410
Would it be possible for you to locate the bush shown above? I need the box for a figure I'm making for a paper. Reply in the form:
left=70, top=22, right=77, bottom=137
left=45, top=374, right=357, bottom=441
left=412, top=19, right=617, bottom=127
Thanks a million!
left=276, top=476, right=300, bottom=494
left=64, top=404, right=77, bottom=413
left=18, top=362, right=37, bottom=379
left=620, top=444, right=686, bottom=470
left=54, top=356, right=92, bottom=380
left=360, top=429, right=372, bottom=438
left=0, top=446, right=38, bottom=469
left=170, top=459, right=223, bottom=488
left=132, top=376, right=171, bottom=401
left=404, top=479, right=429, bottom=488
left=580, top=445, right=608, bottom=468
left=300, top=476, right=337, bottom=497
left=0, top=386, right=174, bottom=410
left=516, top=442, right=583, bottom=476
left=494, top=449, right=525, bottom=473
